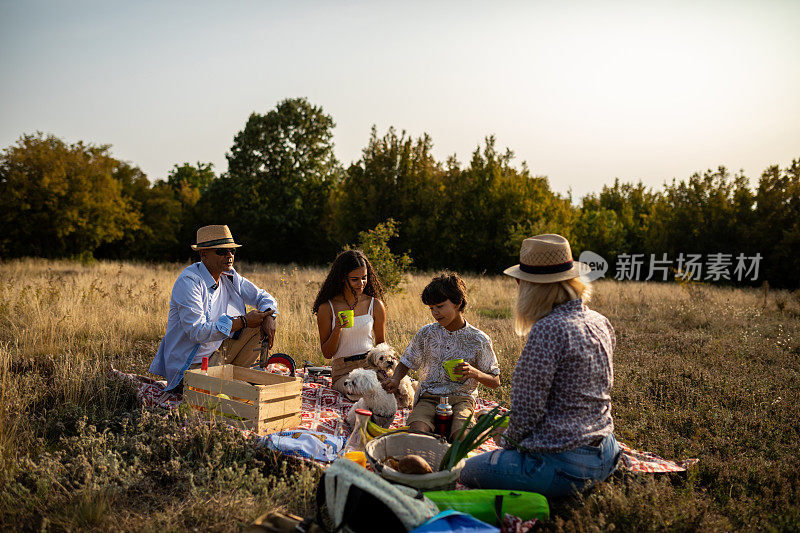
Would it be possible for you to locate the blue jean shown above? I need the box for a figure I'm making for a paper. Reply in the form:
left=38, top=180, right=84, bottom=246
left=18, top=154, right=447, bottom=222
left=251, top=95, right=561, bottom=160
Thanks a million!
left=460, top=434, right=621, bottom=499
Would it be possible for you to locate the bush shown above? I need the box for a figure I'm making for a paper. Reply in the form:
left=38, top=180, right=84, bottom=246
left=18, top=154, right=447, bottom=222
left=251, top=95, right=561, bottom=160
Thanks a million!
left=348, top=219, right=412, bottom=293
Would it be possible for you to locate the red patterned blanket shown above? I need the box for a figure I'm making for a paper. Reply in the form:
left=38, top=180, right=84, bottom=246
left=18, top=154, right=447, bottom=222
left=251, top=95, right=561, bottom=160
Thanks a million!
left=109, top=366, right=697, bottom=473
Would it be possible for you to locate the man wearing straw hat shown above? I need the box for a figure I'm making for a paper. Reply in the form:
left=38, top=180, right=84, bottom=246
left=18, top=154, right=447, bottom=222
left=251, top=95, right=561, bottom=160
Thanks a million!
left=149, top=225, right=278, bottom=393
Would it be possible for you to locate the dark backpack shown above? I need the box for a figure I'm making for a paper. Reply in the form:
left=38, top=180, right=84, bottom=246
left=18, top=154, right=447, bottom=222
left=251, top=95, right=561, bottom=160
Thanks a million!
left=315, top=458, right=439, bottom=533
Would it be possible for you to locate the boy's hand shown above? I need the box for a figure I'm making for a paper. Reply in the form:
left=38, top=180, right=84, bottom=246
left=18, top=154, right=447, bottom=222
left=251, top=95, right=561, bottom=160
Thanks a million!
left=382, top=375, right=400, bottom=393
left=455, top=362, right=501, bottom=390
left=454, top=362, right=479, bottom=380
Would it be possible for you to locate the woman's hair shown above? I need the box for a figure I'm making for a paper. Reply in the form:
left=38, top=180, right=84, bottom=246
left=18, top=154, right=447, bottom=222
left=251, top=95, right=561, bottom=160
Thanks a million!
left=312, top=249, right=384, bottom=314
left=421, top=272, right=468, bottom=311
left=513, top=277, right=591, bottom=335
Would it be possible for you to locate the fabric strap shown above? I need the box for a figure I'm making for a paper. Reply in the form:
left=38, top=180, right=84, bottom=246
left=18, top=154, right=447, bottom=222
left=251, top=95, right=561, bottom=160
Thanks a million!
left=494, top=495, right=504, bottom=525
left=195, top=237, right=235, bottom=247
left=519, top=260, right=573, bottom=274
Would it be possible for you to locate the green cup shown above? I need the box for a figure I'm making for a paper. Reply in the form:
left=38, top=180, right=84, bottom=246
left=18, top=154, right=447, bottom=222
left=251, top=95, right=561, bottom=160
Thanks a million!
left=338, top=309, right=354, bottom=328
left=443, top=358, right=464, bottom=381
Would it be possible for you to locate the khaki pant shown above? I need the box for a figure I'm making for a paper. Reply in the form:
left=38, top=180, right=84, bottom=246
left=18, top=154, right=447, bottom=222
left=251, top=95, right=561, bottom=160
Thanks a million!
left=407, top=393, right=476, bottom=440
left=331, top=356, right=369, bottom=398
left=188, top=327, right=265, bottom=371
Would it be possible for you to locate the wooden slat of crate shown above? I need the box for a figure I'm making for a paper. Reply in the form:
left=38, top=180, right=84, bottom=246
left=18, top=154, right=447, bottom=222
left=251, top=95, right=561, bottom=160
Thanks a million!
left=206, top=365, right=226, bottom=378
left=232, top=366, right=298, bottom=385
left=257, top=396, right=300, bottom=419
left=205, top=409, right=257, bottom=432
left=260, top=381, right=302, bottom=402
left=184, top=396, right=301, bottom=434
left=183, top=389, right=258, bottom=420
left=184, top=370, right=261, bottom=403
left=184, top=365, right=303, bottom=435
left=260, top=412, right=302, bottom=433
left=231, top=366, right=302, bottom=403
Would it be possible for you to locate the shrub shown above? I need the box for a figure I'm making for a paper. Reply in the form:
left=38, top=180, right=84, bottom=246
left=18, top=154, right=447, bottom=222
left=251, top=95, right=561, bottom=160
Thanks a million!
left=347, top=219, right=412, bottom=294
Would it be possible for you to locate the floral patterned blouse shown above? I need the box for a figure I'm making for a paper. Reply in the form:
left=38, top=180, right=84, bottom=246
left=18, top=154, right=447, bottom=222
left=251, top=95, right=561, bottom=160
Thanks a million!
left=504, top=299, right=615, bottom=454
left=400, top=321, right=500, bottom=399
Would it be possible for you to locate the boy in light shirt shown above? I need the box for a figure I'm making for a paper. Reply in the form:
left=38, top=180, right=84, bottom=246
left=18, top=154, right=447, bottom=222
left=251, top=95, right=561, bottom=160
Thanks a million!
left=383, top=272, right=500, bottom=440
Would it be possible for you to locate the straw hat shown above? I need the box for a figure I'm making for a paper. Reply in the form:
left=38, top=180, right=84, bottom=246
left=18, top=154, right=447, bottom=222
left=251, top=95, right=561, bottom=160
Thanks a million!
left=190, top=225, right=242, bottom=251
left=503, top=234, right=590, bottom=283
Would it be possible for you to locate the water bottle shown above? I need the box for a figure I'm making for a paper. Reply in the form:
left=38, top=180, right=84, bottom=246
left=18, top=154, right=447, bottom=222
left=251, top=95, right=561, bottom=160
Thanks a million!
left=434, top=396, right=453, bottom=438
left=341, top=408, right=372, bottom=467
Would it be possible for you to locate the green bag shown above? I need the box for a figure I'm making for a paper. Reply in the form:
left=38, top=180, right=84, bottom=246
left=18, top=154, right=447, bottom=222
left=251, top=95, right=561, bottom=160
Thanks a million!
left=424, top=490, right=549, bottom=525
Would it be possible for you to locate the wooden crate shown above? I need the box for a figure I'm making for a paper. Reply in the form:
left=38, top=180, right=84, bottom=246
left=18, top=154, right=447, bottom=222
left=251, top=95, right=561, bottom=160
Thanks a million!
left=183, top=364, right=302, bottom=434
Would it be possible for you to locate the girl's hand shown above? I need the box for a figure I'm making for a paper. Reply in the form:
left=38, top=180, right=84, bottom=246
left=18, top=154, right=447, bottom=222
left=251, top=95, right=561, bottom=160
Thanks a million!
left=454, top=362, right=479, bottom=380
left=333, top=313, right=346, bottom=330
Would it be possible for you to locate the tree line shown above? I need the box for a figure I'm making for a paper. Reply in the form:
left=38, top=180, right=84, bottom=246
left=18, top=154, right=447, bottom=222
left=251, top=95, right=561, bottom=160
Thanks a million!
left=1, top=97, right=798, bottom=287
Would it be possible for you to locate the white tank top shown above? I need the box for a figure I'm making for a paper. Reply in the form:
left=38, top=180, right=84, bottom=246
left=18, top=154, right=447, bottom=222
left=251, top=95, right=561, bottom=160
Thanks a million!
left=329, top=297, right=375, bottom=360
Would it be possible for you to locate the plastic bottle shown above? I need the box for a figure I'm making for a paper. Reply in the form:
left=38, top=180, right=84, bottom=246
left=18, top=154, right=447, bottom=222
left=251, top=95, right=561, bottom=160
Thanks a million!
left=341, top=408, right=372, bottom=467
left=193, top=356, right=211, bottom=396
left=434, top=396, right=453, bottom=439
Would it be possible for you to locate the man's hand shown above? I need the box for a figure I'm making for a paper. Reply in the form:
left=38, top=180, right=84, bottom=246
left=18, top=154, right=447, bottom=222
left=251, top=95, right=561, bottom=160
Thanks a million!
left=260, top=314, right=277, bottom=349
left=244, top=309, right=270, bottom=328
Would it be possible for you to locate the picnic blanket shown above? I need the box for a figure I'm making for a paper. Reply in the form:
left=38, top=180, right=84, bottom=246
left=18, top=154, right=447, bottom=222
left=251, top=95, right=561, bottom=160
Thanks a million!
left=109, top=365, right=697, bottom=473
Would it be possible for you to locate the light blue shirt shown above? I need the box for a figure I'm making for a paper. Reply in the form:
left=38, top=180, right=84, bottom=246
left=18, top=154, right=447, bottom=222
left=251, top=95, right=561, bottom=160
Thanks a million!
left=149, top=262, right=278, bottom=390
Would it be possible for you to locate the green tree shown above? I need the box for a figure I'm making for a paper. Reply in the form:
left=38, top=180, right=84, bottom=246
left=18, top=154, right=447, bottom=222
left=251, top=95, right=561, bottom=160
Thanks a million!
left=450, top=137, right=577, bottom=272
left=331, top=127, right=442, bottom=267
left=588, top=179, right=657, bottom=253
left=167, top=161, right=216, bottom=205
left=207, top=98, right=341, bottom=263
left=97, top=163, right=184, bottom=260
left=0, top=133, right=139, bottom=259
left=645, top=167, right=753, bottom=257
left=753, top=159, right=800, bottom=283
left=333, top=131, right=576, bottom=273
left=347, top=219, right=412, bottom=293
left=162, top=162, right=218, bottom=260
left=571, top=207, right=626, bottom=259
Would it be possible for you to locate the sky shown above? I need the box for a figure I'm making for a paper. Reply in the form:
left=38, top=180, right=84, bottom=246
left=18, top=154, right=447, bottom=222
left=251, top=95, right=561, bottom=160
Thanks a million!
left=1, top=0, right=799, bottom=200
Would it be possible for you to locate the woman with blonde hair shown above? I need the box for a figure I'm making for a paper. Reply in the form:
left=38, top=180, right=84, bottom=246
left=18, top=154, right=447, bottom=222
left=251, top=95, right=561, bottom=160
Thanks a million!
left=460, top=234, right=620, bottom=498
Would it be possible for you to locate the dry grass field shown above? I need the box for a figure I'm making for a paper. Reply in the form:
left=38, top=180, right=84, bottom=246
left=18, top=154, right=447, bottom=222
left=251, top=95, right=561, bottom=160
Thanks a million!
left=1, top=258, right=799, bottom=531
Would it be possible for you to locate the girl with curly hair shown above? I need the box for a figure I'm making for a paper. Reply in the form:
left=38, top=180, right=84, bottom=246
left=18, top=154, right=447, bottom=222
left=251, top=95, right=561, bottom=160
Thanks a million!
left=313, top=249, right=386, bottom=395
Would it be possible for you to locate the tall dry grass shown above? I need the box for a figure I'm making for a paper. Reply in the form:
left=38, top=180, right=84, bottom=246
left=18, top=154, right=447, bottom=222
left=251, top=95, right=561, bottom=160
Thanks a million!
left=1, top=258, right=799, bottom=531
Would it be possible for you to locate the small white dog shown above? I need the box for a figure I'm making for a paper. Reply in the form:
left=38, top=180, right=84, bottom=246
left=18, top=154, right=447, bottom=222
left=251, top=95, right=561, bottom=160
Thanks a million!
left=343, top=368, right=397, bottom=429
left=365, top=342, right=417, bottom=410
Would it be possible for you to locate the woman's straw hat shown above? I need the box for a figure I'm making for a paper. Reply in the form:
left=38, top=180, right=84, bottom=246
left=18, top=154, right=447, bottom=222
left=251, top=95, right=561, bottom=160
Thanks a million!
left=503, top=234, right=590, bottom=283
left=190, top=225, right=242, bottom=251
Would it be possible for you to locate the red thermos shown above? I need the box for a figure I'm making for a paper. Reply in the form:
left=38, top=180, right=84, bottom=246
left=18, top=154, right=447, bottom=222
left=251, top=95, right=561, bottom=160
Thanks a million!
left=434, top=396, right=453, bottom=438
